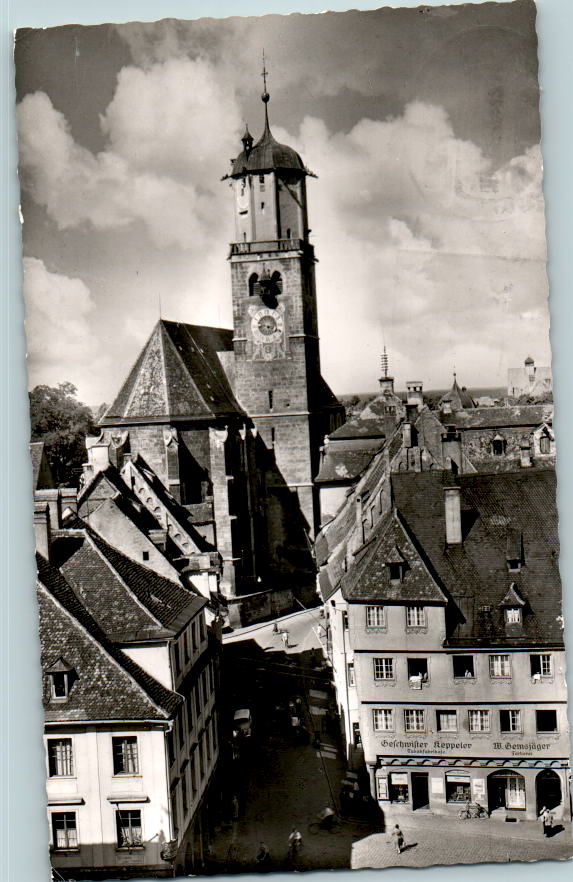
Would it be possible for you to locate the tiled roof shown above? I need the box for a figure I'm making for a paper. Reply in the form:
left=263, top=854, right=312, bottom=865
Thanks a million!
left=439, top=376, right=476, bottom=410
left=440, top=404, right=553, bottom=429
left=102, top=320, right=243, bottom=425
left=52, top=524, right=205, bottom=642
left=37, top=554, right=181, bottom=721
left=340, top=510, right=447, bottom=604
left=329, top=419, right=387, bottom=441
left=391, top=469, right=563, bottom=646
left=231, top=116, right=305, bottom=176
left=316, top=444, right=381, bottom=484
left=29, top=441, right=53, bottom=490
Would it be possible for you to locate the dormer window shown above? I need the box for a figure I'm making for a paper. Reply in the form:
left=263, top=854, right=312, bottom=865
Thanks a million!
left=539, top=434, right=551, bottom=454
left=504, top=607, right=522, bottom=625
left=388, top=563, right=402, bottom=583
left=386, top=545, right=407, bottom=583
left=491, top=434, right=506, bottom=456
left=46, top=658, right=76, bottom=702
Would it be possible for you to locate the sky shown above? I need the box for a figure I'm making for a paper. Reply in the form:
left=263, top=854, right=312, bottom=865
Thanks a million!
left=15, top=0, right=550, bottom=406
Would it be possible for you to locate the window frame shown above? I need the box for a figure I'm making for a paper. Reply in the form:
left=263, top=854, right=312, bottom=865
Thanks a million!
left=116, top=808, right=143, bottom=849
left=51, top=811, right=78, bottom=852
left=373, top=657, right=395, bottom=681
left=347, top=662, right=355, bottom=687
left=489, top=654, right=512, bottom=679
left=436, top=710, right=458, bottom=733
left=504, top=607, right=522, bottom=624
left=468, top=709, right=491, bottom=733
left=530, top=653, right=552, bottom=678
left=406, top=605, right=426, bottom=629
left=47, top=738, right=74, bottom=777
left=500, top=709, right=522, bottom=733
left=404, top=708, right=425, bottom=732
left=366, top=605, right=386, bottom=629
left=536, top=709, right=558, bottom=734
left=452, top=655, right=475, bottom=679
left=372, top=708, right=394, bottom=732
left=112, top=736, right=139, bottom=776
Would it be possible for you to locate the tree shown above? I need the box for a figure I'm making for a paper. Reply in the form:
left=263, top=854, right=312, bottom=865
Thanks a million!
left=29, top=382, right=98, bottom=486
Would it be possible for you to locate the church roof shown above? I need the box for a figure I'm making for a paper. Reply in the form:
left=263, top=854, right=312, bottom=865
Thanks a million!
left=102, top=320, right=243, bottom=425
left=439, top=375, right=476, bottom=411
left=231, top=111, right=305, bottom=177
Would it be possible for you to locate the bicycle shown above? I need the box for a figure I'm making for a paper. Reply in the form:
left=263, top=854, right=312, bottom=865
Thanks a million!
left=308, top=815, right=342, bottom=835
left=458, top=802, right=488, bottom=819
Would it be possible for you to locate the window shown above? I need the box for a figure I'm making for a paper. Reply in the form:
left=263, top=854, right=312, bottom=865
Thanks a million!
left=50, top=671, right=73, bottom=700
left=198, top=734, right=205, bottom=779
left=468, top=710, right=490, bottom=732
left=174, top=642, right=181, bottom=676
left=452, top=655, right=474, bottom=678
left=505, top=607, right=522, bottom=624
left=406, top=605, right=426, bottom=628
left=52, top=812, right=78, bottom=851
left=268, top=389, right=274, bottom=409
left=142, top=550, right=149, bottom=562
left=445, top=776, right=470, bottom=803
left=540, top=435, right=551, bottom=454
left=491, top=437, right=506, bottom=456
left=404, top=709, right=425, bottom=732
left=500, top=709, right=522, bottom=733
left=112, top=737, right=139, bottom=775
left=183, top=630, right=189, bottom=663
left=352, top=722, right=362, bottom=746
left=167, top=730, right=175, bottom=765
left=182, top=766, right=189, bottom=815
left=436, top=710, right=457, bottom=733
left=187, top=694, right=194, bottom=732
left=259, top=174, right=265, bottom=191
left=489, top=654, right=511, bottom=678
left=249, top=273, right=260, bottom=297
left=48, top=739, right=74, bottom=777
left=190, top=754, right=197, bottom=798
left=372, top=709, right=394, bottom=732
left=194, top=685, right=201, bottom=720
left=366, top=606, right=385, bottom=628
left=260, top=201, right=265, bottom=210
left=117, top=809, right=142, bottom=848
left=536, top=709, right=558, bottom=733
left=170, top=788, right=179, bottom=835
left=407, top=658, right=428, bottom=686
left=191, top=621, right=197, bottom=652
left=271, top=427, right=276, bottom=446
left=178, top=711, right=185, bottom=748
left=341, top=611, right=349, bottom=630
left=205, top=720, right=212, bottom=762
left=199, top=616, right=206, bottom=642
left=530, top=654, right=552, bottom=678
left=373, top=658, right=394, bottom=680
left=388, top=563, right=402, bottom=583
left=347, top=662, right=355, bottom=687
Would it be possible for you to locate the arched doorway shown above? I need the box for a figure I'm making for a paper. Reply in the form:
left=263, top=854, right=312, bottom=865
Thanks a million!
left=487, top=771, right=526, bottom=812
left=536, top=769, right=562, bottom=814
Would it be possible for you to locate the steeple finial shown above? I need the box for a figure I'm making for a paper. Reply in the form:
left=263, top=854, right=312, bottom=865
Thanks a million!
left=261, top=50, right=270, bottom=129
left=380, top=347, right=389, bottom=379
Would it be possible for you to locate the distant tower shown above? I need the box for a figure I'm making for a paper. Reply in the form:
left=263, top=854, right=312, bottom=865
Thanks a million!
left=225, top=60, right=343, bottom=543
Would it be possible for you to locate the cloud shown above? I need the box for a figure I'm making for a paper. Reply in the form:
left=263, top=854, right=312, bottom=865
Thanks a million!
left=17, top=57, right=242, bottom=250
left=23, top=257, right=109, bottom=401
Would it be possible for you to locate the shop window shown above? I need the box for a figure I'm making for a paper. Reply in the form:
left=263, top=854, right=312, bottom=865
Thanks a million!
left=389, top=774, right=409, bottom=803
left=453, top=655, right=475, bottom=678
left=436, top=710, right=457, bottom=733
left=530, top=654, right=552, bottom=679
left=406, top=605, right=426, bottom=628
left=500, top=709, right=522, bottom=733
left=489, top=654, right=511, bottom=678
left=52, top=812, right=78, bottom=851
left=468, top=709, right=490, bottom=732
left=445, top=776, right=471, bottom=803
left=404, top=709, right=425, bottom=732
left=366, top=605, right=385, bottom=628
left=407, top=658, right=428, bottom=687
left=536, top=709, right=558, bottom=733
left=373, top=657, right=394, bottom=680
left=372, top=708, right=394, bottom=732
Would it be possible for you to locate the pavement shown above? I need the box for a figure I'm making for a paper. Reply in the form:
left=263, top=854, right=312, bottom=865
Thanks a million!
left=209, top=610, right=572, bottom=873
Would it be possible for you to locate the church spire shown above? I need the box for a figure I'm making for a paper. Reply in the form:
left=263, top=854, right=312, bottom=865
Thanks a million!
left=261, top=49, right=271, bottom=133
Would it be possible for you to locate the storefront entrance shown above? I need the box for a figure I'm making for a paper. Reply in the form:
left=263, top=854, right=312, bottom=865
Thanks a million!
left=411, top=773, right=430, bottom=810
left=536, top=769, right=562, bottom=814
left=487, top=771, right=526, bottom=812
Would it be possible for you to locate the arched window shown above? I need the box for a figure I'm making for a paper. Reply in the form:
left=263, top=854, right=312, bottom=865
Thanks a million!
left=270, top=271, right=283, bottom=295
left=540, top=434, right=551, bottom=454
left=249, top=273, right=261, bottom=297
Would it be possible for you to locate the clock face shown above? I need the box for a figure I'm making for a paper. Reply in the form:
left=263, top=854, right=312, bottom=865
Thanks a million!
left=251, top=307, right=284, bottom=343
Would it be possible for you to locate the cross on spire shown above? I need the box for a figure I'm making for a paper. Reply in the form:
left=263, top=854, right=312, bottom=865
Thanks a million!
left=261, top=50, right=269, bottom=96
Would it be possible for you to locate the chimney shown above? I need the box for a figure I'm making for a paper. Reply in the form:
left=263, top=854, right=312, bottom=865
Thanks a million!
left=60, top=488, right=78, bottom=516
left=402, top=423, right=412, bottom=449
left=35, top=489, right=61, bottom=531
left=444, top=486, right=462, bottom=545
left=442, top=426, right=462, bottom=473
left=406, top=381, right=424, bottom=410
left=85, top=435, right=110, bottom=476
left=405, top=403, right=418, bottom=423
left=378, top=376, right=395, bottom=395
left=520, top=443, right=532, bottom=468
left=34, top=501, right=51, bottom=559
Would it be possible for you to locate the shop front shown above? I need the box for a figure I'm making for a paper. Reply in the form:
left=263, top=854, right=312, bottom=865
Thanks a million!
left=374, top=756, right=570, bottom=821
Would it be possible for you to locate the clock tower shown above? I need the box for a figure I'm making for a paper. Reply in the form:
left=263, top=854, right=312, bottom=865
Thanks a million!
left=225, top=76, right=343, bottom=554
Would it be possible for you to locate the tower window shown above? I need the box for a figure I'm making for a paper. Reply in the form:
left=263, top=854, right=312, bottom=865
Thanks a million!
left=259, top=175, right=265, bottom=191
left=268, top=390, right=273, bottom=409
left=249, top=273, right=261, bottom=297
left=260, top=202, right=265, bottom=211
left=271, top=427, right=276, bottom=446
left=270, top=271, right=283, bottom=295
left=286, top=228, right=291, bottom=238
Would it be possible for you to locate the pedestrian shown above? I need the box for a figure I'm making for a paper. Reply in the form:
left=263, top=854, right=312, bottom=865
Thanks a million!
left=391, top=824, right=405, bottom=855
left=255, top=842, right=270, bottom=871
left=273, top=621, right=279, bottom=634
left=281, top=630, right=289, bottom=648
left=288, top=827, right=302, bottom=859
left=231, top=794, right=240, bottom=822
left=539, top=806, right=553, bottom=837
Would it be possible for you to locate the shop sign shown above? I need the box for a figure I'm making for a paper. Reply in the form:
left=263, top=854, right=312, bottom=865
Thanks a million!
left=390, top=772, right=408, bottom=784
left=431, top=777, right=444, bottom=794
left=472, top=778, right=486, bottom=799
left=447, top=775, right=470, bottom=783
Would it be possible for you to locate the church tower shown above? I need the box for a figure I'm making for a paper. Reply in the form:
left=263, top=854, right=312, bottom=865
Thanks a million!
left=225, top=69, right=343, bottom=544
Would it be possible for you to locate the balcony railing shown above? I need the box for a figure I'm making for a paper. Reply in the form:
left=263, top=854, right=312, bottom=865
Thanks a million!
left=229, top=238, right=312, bottom=256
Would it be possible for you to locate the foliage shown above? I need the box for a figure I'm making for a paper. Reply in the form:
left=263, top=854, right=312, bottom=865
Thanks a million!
left=29, top=382, right=97, bottom=486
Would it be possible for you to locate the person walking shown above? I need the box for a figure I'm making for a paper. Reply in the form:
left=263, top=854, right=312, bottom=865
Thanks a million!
left=539, top=806, right=553, bottom=837
left=391, top=824, right=405, bottom=855
left=281, top=630, right=289, bottom=649
left=255, top=842, right=271, bottom=871
left=231, top=794, right=240, bottom=822
left=288, top=828, right=302, bottom=859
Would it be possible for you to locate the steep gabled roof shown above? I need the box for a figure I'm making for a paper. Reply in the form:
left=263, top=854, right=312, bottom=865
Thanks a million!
left=101, top=320, right=243, bottom=425
left=29, top=441, right=54, bottom=490
left=440, top=404, right=553, bottom=430
left=316, top=444, right=381, bottom=484
left=37, top=554, right=181, bottom=721
left=439, top=375, right=476, bottom=410
left=52, top=524, right=206, bottom=642
left=391, top=469, right=562, bottom=646
left=340, top=510, right=447, bottom=604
